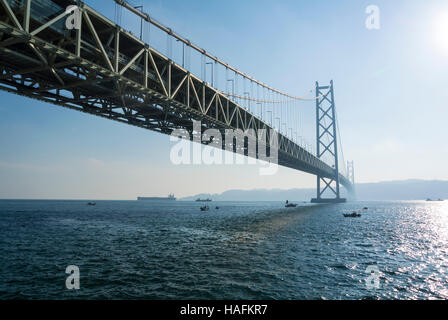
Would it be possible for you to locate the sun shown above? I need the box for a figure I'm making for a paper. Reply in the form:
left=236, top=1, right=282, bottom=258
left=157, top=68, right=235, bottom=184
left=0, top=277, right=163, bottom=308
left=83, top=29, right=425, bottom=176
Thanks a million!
left=432, top=11, right=448, bottom=55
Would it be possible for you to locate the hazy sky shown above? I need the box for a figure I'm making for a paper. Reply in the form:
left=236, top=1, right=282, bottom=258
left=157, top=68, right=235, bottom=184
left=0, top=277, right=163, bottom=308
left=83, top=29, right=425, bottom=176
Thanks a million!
left=1, top=0, right=448, bottom=199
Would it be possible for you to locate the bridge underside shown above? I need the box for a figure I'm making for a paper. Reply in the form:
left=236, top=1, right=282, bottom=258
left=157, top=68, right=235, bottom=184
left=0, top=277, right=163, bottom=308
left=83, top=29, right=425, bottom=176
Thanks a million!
left=0, top=0, right=352, bottom=192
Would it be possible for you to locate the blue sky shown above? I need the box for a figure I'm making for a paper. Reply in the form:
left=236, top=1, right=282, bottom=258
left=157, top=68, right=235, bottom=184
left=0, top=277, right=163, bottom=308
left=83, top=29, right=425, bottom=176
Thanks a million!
left=1, top=0, right=448, bottom=199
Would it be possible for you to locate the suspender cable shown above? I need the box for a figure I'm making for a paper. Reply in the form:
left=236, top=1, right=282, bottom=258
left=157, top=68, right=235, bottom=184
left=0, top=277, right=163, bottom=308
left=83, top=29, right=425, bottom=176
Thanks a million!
left=115, top=0, right=319, bottom=101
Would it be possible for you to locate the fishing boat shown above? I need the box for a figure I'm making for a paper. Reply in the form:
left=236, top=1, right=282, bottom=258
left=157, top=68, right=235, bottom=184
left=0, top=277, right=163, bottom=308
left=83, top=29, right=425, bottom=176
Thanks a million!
left=285, top=200, right=297, bottom=208
left=343, top=211, right=361, bottom=218
left=200, top=205, right=210, bottom=211
left=196, top=198, right=212, bottom=202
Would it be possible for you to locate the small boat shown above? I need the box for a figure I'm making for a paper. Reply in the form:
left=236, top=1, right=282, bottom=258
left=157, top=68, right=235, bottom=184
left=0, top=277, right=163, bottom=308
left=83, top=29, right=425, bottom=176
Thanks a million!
left=87, top=202, right=96, bottom=206
left=285, top=200, right=297, bottom=208
left=343, top=212, right=361, bottom=218
left=363, top=207, right=369, bottom=210
left=200, top=205, right=209, bottom=211
left=215, top=206, right=220, bottom=210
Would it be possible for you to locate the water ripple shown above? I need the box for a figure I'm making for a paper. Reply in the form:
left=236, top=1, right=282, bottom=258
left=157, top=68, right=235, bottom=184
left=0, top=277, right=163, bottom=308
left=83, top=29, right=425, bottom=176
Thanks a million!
left=0, top=200, right=447, bottom=299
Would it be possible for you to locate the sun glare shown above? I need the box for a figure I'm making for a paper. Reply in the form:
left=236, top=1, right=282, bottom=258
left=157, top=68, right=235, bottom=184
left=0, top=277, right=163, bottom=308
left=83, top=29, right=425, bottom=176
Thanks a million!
left=433, top=11, right=448, bottom=55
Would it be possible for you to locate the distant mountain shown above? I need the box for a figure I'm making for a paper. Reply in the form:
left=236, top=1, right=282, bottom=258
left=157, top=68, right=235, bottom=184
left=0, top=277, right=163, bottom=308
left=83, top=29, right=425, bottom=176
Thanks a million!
left=180, top=179, right=448, bottom=201
left=353, top=179, right=448, bottom=201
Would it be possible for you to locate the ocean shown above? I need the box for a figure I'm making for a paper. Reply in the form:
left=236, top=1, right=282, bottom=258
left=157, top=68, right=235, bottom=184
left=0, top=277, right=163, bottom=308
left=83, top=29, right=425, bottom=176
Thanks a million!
left=0, top=200, right=447, bottom=299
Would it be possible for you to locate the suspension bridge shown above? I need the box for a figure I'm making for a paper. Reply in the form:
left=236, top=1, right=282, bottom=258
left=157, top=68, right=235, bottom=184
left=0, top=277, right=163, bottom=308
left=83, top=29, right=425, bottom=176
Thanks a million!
left=0, top=0, right=355, bottom=202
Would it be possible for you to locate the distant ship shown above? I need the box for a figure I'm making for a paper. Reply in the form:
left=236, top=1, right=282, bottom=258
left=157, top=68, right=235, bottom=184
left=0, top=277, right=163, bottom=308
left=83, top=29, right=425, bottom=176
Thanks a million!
left=426, top=198, right=444, bottom=202
left=196, top=198, right=212, bottom=202
left=137, top=194, right=176, bottom=201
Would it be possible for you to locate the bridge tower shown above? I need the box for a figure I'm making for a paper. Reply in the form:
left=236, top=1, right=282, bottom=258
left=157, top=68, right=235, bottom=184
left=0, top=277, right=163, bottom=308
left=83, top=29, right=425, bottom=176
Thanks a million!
left=347, top=161, right=355, bottom=186
left=311, top=80, right=346, bottom=203
left=346, top=160, right=356, bottom=199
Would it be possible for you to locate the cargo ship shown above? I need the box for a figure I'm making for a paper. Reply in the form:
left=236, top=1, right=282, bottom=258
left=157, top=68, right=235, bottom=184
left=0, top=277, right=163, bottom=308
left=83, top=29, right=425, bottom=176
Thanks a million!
left=137, top=194, right=176, bottom=201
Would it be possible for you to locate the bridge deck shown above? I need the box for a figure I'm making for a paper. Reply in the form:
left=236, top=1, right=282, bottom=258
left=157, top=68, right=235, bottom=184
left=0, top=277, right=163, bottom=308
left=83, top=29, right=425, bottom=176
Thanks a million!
left=0, top=0, right=352, bottom=190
